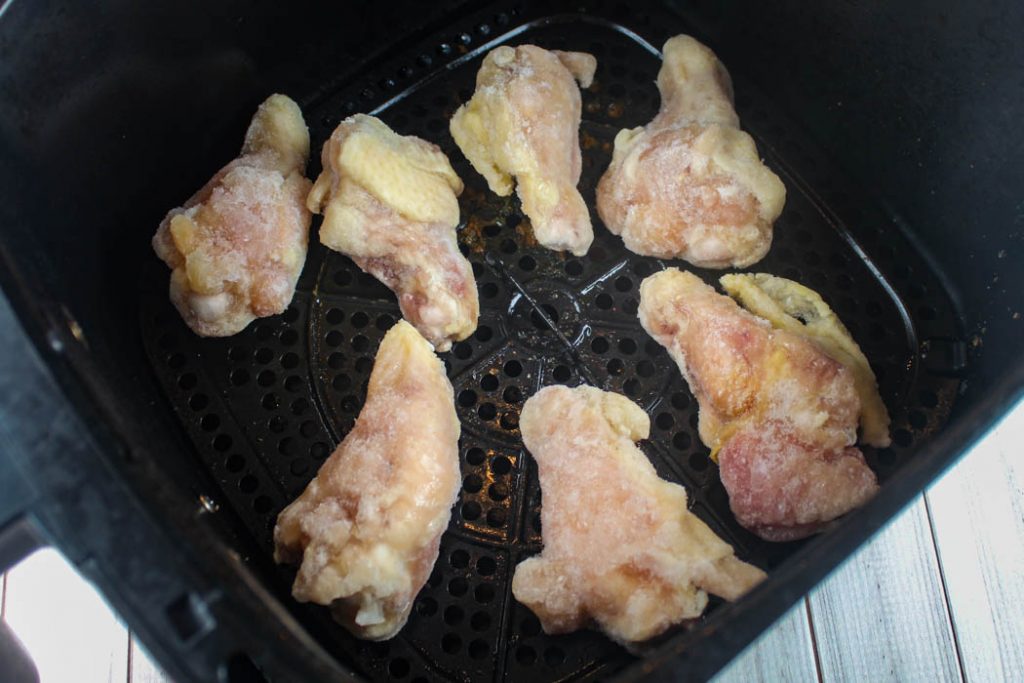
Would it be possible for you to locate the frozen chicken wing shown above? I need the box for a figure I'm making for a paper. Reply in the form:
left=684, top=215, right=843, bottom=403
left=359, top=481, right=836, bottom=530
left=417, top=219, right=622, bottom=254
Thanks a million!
left=273, top=321, right=461, bottom=640
left=597, top=35, right=784, bottom=268
left=450, top=45, right=596, bottom=256
left=307, top=114, right=477, bottom=351
left=152, top=94, right=312, bottom=336
left=512, top=385, right=764, bottom=647
left=638, top=269, right=882, bottom=541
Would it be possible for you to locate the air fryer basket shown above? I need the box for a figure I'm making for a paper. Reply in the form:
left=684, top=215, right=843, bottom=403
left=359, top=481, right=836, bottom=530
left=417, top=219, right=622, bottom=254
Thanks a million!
left=141, top=8, right=962, bottom=683
left=1, top=0, right=1022, bottom=682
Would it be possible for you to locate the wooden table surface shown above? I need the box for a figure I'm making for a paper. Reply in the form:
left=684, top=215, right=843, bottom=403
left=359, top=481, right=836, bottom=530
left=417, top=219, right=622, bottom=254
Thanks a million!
left=3, top=402, right=1021, bottom=682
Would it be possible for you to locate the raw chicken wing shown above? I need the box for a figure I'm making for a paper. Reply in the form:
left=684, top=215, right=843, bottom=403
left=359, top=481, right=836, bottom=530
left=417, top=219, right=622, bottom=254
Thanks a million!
left=153, top=94, right=312, bottom=336
left=450, top=45, right=596, bottom=256
left=638, top=269, right=880, bottom=541
left=597, top=35, right=784, bottom=268
left=512, top=385, right=765, bottom=646
left=307, top=114, right=477, bottom=351
left=273, top=320, right=461, bottom=640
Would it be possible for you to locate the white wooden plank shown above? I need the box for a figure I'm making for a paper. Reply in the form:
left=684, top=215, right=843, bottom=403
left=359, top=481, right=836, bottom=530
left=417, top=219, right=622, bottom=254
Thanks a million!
left=4, top=548, right=130, bottom=683
left=807, top=496, right=961, bottom=683
left=130, top=632, right=175, bottom=683
left=926, top=402, right=1024, bottom=682
left=712, top=600, right=820, bottom=683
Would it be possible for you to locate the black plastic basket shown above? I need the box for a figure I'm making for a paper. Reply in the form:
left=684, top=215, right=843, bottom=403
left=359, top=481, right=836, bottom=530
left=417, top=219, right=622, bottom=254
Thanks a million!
left=1, top=1, right=1021, bottom=682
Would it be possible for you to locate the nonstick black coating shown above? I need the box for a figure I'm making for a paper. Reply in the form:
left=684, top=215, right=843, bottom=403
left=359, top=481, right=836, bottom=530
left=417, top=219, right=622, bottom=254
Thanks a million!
left=140, top=7, right=963, bottom=682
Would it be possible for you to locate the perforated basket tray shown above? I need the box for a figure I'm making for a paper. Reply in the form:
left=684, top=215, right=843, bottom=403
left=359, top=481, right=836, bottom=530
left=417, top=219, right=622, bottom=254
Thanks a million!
left=140, top=4, right=962, bottom=681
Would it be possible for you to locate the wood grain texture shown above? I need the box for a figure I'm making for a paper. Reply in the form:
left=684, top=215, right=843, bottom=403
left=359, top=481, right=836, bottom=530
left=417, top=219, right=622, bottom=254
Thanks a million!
left=927, top=405, right=1024, bottom=682
left=130, top=633, right=175, bottom=683
left=712, top=601, right=820, bottom=683
left=807, top=496, right=962, bottom=683
left=4, top=548, right=129, bottom=683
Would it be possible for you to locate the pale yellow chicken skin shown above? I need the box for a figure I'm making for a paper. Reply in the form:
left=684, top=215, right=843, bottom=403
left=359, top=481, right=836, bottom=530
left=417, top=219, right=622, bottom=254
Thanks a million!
left=273, top=321, right=461, bottom=640
left=450, top=45, right=597, bottom=256
left=638, top=269, right=882, bottom=541
left=152, top=94, right=312, bottom=336
left=597, top=35, right=785, bottom=268
left=307, top=114, right=477, bottom=351
left=512, top=385, right=765, bottom=647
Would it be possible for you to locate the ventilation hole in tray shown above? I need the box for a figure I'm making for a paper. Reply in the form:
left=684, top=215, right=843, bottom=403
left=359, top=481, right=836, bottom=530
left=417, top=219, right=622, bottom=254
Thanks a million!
left=486, top=508, right=506, bottom=528
left=474, top=583, right=495, bottom=603
left=503, top=386, right=523, bottom=404
left=618, top=338, right=637, bottom=354
left=552, top=365, right=571, bottom=382
left=454, top=342, right=473, bottom=360
left=466, top=447, right=485, bottom=466
left=459, top=389, right=477, bottom=407
left=606, top=358, right=624, bottom=375
left=469, top=639, right=490, bottom=660
left=462, top=501, right=481, bottom=521
left=591, top=336, right=609, bottom=353
left=530, top=304, right=559, bottom=330
left=491, top=455, right=512, bottom=475
left=476, top=325, right=494, bottom=342
left=595, top=293, right=613, bottom=310
left=672, top=392, right=691, bottom=410
left=255, top=347, right=274, bottom=364
left=388, top=658, right=410, bottom=678
left=478, top=403, right=497, bottom=421
left=500, top=412, right=519, bottom=431
left=471, top=611, right=491, bottom=631
left=476, top=556, right=497, bottom=576
left=441, top=633, right=462, bottom=654
left=450, top=549, right=469, bottom=568
left=615, top=276, right=633, bottom=292
left=444, top=605, right=464, bottom=626
left=673, top=432, right=692, bottom=450
left=503, top=360, right=523, bottom=377
left=448, top=577, right=468, bottom=597
left=565, top=260, right=583, bottom=277
left=463, top=474, right=483, bottom=494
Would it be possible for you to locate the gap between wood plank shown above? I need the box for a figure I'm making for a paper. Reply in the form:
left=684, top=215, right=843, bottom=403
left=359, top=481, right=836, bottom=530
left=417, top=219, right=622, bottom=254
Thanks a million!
left=803, top=597, right=825, bottom=683
left=923, top=493, right=968, bottom=683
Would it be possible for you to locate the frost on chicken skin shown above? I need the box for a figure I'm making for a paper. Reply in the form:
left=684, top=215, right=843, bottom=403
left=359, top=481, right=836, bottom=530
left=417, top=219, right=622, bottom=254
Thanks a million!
left=512, top=385, right=764, bottom=647
left=273, top=321, right=461, bottom=640
left=450, top=45, right=597, bottom=257
left=638, top=269, right=881, bottom=541
left=307, top=114, right=478, bottom=352
left=597, top=35, right=785, bottom=268
left=152, top=94, right=312, bottom=337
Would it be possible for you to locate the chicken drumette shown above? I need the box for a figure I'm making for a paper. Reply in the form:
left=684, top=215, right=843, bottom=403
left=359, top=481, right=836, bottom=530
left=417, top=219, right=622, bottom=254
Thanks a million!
left=152, top=94, right=312, bottom=336
left=450, top=45, right=597, bottom=256
left=512, top=385, right=765, bottom=646
left=307, top=114, right=478, bottom=351
left=597, top=35, right=785, bottom=268
left=274, top=321, right=461, bottom=640
left=638, top=269, right=885, bottom=541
